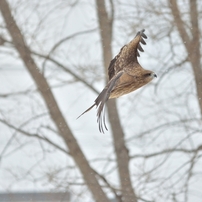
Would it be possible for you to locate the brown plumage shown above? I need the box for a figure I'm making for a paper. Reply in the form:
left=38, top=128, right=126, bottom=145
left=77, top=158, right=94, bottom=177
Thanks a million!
left=78, top=29, right=157, bottom=133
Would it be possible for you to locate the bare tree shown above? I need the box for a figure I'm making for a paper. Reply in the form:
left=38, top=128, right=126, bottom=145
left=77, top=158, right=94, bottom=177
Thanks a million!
left=0, top=0, right=202, bottom=202
left=169, top=0, right=202, bottom=115
left=0, top=0, right=109, bottom=202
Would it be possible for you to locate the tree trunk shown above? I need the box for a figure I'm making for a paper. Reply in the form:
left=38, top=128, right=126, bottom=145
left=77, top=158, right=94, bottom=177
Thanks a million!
left=0, top=0, right=110, bottom=201
left=96, top=0, right=138, bottom=201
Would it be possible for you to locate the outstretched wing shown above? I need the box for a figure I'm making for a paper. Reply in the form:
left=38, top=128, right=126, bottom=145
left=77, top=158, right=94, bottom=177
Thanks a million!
left=108, top=29, right=147, bottom=80
left=95, top=71, right=123, bottom=133
left=129, top=29, right=147, bottom=61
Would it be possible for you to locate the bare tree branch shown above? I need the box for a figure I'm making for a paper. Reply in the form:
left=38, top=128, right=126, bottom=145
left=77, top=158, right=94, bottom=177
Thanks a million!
left=130, top=146, right=202, bottom=159
left=94, top=169, right=122, bottom=202
left=0, top=89, right=34, bottom=97
left=31, top=50, right=99, bottom=94
left=0, top=118, right=69, bottom=155
left=42, top=27, right=97, bottom=73
left=0, top=35, right=100, bottom=95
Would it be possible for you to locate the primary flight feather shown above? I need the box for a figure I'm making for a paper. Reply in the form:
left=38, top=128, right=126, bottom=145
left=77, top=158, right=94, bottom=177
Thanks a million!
left=78, top=29, right=157, bottom=133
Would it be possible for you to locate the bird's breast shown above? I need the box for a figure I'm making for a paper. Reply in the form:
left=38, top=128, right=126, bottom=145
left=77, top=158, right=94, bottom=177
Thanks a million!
left=109, top=73, right=145, bottom=99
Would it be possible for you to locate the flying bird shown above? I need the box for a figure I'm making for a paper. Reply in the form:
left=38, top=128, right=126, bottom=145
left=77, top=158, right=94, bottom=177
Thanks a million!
left=78, top=29, right=157, bottom=133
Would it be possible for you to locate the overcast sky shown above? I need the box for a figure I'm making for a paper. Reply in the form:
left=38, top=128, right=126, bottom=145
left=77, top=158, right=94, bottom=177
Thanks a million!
left=0, top=1, right=201, bottom=202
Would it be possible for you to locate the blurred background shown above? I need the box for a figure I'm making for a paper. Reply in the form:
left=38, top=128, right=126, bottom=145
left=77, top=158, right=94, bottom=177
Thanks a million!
left=0, top=0, right=202, bottom=201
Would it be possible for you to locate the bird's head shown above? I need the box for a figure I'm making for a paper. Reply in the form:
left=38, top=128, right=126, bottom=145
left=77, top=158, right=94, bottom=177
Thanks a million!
left=142, top=70, right=157, bottom=83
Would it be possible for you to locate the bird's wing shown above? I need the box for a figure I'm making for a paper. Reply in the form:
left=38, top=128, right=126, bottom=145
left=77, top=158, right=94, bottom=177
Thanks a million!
left=127, top=29, right=147, bottom=62
left=108, top=45, right=126, bottom=80
left=95, top=71, right=123, bottom=133
left=108, top=29, right=147, bottom=80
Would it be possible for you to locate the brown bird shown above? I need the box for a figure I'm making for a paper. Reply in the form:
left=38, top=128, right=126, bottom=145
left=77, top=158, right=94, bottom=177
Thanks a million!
left=78, top=29, right=157, bottom=133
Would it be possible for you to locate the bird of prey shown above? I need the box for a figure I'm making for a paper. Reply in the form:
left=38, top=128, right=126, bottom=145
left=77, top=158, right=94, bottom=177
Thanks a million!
left=78, top=29, right=157, bottom=133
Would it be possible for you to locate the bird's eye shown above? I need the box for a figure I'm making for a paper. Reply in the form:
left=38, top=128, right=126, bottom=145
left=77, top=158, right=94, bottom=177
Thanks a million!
left=145, top=73, right=151, bottom=76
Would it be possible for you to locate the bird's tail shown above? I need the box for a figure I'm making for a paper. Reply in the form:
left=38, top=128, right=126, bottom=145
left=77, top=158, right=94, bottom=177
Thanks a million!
left=77, top=103, right=96, bottom=119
